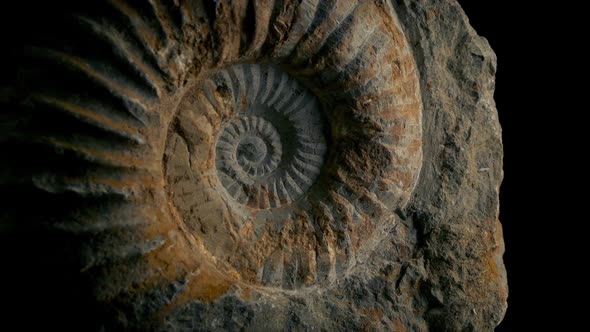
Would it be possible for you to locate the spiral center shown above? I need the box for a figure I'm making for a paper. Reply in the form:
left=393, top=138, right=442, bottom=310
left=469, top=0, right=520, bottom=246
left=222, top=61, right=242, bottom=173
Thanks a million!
left=213, top=66, right=327, bottom=210
left=237, top=136, right=267, bottom=163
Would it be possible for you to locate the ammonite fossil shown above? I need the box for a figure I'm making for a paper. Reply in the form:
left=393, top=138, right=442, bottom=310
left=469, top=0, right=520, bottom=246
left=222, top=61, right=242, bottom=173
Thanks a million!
left=1, top=0, right=454, bottom=330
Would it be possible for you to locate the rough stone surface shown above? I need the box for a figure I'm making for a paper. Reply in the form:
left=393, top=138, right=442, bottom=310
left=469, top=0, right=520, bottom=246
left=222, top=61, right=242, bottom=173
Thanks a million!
left=1, top=0, right=506, bottom=330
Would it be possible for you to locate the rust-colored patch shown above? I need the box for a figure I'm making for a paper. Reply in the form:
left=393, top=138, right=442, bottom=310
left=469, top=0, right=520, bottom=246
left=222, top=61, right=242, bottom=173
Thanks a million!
left=487, top=250, right=500, bottom=279
left=393, top=317, right=408, bottom=332
left=487, top=220, right=507, bottom=301
left=154, top=262, right=238, bottom=320
left=360, top=307, right=385, bottom=331
left=182, top=266, right=236, bottom=302
left=239, top=286, right=252, bottom=302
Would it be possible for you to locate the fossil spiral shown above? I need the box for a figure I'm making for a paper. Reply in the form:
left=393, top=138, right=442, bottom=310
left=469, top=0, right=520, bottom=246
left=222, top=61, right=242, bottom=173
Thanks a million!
left=212, top=65, right=326, bottom=209
left=2, top=0, right=423, bottom=329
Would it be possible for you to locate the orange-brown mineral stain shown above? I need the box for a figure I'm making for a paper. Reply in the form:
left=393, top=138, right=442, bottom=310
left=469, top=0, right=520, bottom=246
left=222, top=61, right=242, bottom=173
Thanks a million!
left=360, top=307, right=387, bottom=332
left=138, top=187, right=238, bottom=311
left=239, top=286, right=252, bottom=302
left=487, top=220, right=507, bottom=301
left=183, top=266, right=236, bottom=302
left=392, top=317, right=409, bottom=332
left=155, top=262, right=238, bottom=319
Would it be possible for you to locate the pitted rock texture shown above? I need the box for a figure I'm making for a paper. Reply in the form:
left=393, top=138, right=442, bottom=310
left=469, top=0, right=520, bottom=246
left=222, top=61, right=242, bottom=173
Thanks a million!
left=1, top=0, right=506, bottom=331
